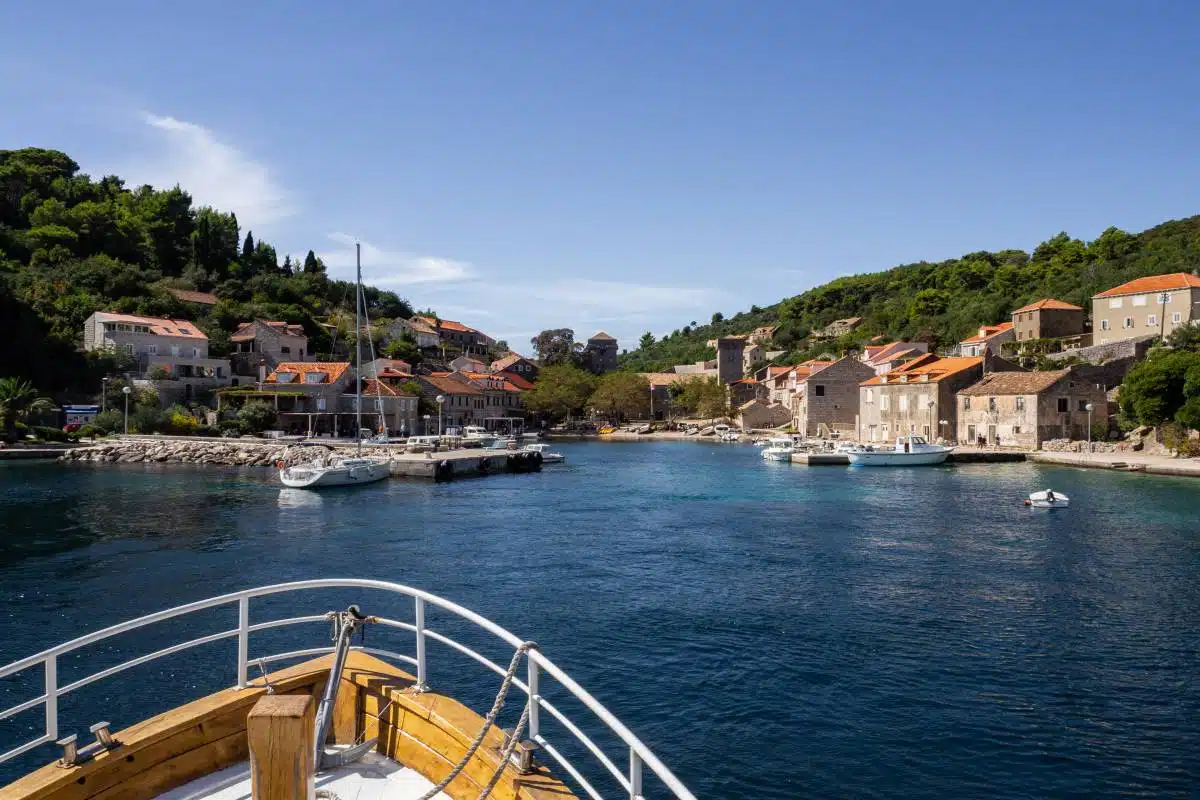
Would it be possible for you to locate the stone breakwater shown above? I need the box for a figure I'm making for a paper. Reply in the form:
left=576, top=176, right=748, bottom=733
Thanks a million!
left=58, top=439, right=379, bottom=467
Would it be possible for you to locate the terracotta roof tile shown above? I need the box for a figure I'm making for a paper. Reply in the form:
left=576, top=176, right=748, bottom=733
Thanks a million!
left=264, top=361, right=350, bottom=384
left=422, top=375, right=483, bottom=395
left=1012, top=298, right=1083, bottom=313
left=1094, top=273, right=1200, bottom=298
left=861, top=356, right=982, bottom=386
left=958, top=369, right=1073, bottom=396
left=95, top=312, right=208, bottom=340
left=497, top=371, right=534, bottom=390
left=960, top=322, right=1013, bottom=344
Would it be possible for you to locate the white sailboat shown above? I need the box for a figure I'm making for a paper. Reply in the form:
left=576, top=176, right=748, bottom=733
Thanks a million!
left=280, top=243, right=390, bottom=489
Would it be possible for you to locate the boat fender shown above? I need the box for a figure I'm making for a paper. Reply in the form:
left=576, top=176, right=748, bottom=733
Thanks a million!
left=1023, top=499, right=1032, bottom=506
left=533, top=452, right=543, bottom=468
left=275, top=459, right=285, bottom=469
left=435, top=459, right=453, bottom=482
left=478, top=456, right=490, bottom=474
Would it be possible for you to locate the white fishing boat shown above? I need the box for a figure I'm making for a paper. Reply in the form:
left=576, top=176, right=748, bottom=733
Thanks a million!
left=278, top=243, right=388, bottom=489
left=761, top=436, right=794, bottom=461
left=0, top=579, right=697, bottom=800
left=846, top=435, right=951, bottom=466
left=461, top=425, right=498, bottom=447
left=522, top=443, right=565, bottom=463
left=1027, top=489, right=1070, bottom=508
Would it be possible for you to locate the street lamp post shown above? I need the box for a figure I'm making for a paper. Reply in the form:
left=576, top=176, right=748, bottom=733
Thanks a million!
left=101, top=377, right=110, bottom=412
left=436, top=395, right=445, bottom=436
left=122, top=385, right=132, bottom=434
left=423, top=414, right=431, bottom=436
left=926, top=400, right=935, bottom=440
left=1085, top=402, right=1095, bottom=453
left=939, top=419, right=949, bottom=444
left=649, top=385, right=655, bottom=421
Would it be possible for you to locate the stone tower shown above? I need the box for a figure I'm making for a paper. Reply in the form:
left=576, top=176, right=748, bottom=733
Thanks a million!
left=585, top=331, right=618, bottom=374
left=716, top=337, right=746, bottom=384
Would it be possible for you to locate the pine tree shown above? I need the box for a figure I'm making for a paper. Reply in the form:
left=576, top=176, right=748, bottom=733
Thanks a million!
left=242, top=231, right=255, bottom=261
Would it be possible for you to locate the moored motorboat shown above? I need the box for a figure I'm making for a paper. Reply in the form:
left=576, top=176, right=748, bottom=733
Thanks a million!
left=761, top=436, right=794, bottom=461
left=0, top=579, right=697, bottom=800
left=1027, top=489, right=1070, bottom=508
left=846, top=435, right=951, bottom=466
left=522, top=443, right=565, bottom=463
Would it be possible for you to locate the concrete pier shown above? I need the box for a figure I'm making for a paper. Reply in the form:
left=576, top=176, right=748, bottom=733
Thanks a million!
left=389, top=448, right=542, bottom=481
left=789, top=449, right=1028, bottom=466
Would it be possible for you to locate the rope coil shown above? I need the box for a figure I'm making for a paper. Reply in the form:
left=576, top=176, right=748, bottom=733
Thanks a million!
left=418, top=641, right=538, bottom=800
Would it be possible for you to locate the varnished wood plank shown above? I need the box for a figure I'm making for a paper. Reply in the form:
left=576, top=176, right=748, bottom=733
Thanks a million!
left=86, top=731, right=247, bottom=800
left=247, top=695, right=313, bottom=800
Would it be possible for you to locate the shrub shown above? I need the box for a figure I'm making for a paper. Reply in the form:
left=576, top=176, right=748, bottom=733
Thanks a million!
left=77, top=424, right=102, bottom=440
left=164, top=404, right=199, bottom=435
left=146, top=365, right=174, bottom=381
left=31, top=425, right=70, bottom=442
left=237, top=402, right=277, bottom=433
left=130, top=406, right=168, bottom=434
left=93, top=409, right=124, bottom=433
left=219, top=419, right=248, bottom=437
left=195, top=425, right=220, bottom=438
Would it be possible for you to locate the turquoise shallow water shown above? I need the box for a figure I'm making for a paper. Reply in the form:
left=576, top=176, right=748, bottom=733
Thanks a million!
left=0, top=442, right=1198, bottom=797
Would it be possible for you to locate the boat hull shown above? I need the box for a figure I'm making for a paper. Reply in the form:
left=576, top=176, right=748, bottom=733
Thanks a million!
left=279, top=460, right=390, bottom=488
left=762, top=449, right=793, bottom=461
left=847, top=449, right=950, bottom=466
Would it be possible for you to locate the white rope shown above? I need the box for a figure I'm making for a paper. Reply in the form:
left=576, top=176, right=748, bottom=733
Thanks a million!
left=418, top=642, right=537, bottom=800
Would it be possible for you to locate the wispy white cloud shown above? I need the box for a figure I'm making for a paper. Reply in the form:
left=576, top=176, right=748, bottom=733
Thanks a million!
left=317, top=233, right=473, bottom=286
left=126, top=114, right=293, bottom=226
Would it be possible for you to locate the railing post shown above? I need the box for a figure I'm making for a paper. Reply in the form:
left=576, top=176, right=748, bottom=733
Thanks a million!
left=414, top=597, right=428, bottom=690
left=526, top=657, right=540, bottom=740
left=44, top=656, right=57, bottom=741
left=236, top=597, right=249, bottom=689
left=629, top=748, right=642, bottom=800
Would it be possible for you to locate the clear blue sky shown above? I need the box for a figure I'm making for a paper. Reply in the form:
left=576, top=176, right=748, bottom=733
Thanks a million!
left=3, top=1, right=1199, bottom=350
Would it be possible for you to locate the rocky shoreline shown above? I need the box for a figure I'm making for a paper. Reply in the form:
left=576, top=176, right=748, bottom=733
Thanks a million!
left=58, top=438, right=389, bottom=467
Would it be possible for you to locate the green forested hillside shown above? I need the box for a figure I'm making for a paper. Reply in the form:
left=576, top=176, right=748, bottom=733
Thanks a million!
left=0, top=148, right=412, bottom=394
left=620, top=217, right=1200, bottom=372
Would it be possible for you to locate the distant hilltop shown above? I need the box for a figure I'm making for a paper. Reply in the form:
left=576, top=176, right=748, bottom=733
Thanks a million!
left=619, top=215, right=1200, bottom=372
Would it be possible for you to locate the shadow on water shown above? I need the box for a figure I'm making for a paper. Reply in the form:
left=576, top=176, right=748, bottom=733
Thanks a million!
left=1, top=444, right=1198, bottom=798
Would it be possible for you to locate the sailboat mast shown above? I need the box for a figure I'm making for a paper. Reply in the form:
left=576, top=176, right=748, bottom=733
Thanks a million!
left=355, top=241, right=363, bottom=456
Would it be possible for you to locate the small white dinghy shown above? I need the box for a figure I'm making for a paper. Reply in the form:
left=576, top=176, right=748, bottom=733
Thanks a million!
left=1027, top=489, right=1070, bottom=508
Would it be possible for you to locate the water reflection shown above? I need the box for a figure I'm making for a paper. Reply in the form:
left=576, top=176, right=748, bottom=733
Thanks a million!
left=278, top=488, right=324, bottom=510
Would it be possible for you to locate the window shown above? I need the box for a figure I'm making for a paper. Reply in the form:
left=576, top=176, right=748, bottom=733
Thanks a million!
left=304, top=372, right=326, bottom=384
left=299, top=348, right=305, bottom=358
left=1100, top=320, right=1110, bottom=330
left=865, top=388, right=874, bottom=404
left=1057, top=398, right=1069, bottom=413
left=967, top=424, right=976, bottom=442
left=1172, top=312, right=1182, bottom=324
left=170, top=345, right=181, bottom=356
left=1078, top=399, right=1089, bottom=411
left=1109, top=298, right=1123, bottom=309
left=881, top=395, right=890, bottom=411
left=922, top=424, right=930, bottom=438
left=1132, top=295, right=1147, bottom=307
left=124, top=344, right=134, bottom=355
left=1015, top=396, right=1025, bottom=411
left=1013, top=425, right=1022, bottom=434
left=148, top=344, right=157, bottom=355
left=815, top=385, right=825, bottom=397
left=963, top=396, right=971, bottom=410
left=192, top=347, right=201, bottom=357
left=281, top=346, right=291, bottom=354
left=275, top=372, right=297, bottom=383
left=1123, top=317, right=1133, bottom=329
left=988, top=397, right=997, bottom=411
left=1147, top=314, right=1157, bottom=326
left=179, top=327, right=191, bottom=335
left=899, top=395, right=909, bottom=412
left=1160, top=293, right=1172, bottom=304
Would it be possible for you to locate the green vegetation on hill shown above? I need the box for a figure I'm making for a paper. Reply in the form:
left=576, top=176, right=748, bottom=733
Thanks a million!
left=620, top=218, right=1200, bottom=372
left=0, top=148, right=413, bottom=395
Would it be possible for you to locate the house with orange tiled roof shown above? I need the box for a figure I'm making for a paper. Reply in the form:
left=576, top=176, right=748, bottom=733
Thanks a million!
left=416, top=316, right=493, bottom=351
left=1010, top=299, right=1085, bottom=344
left=1092, top=272, right=1200, bottom=345
left=491, top=354, right=540, bottom=382
left=83, top=311, right=232, bottom=404
left=860, top=341, right=930, bottom=375
left=956, top=368, right=1106, bottom=449
left=229, top=320, right=310, bottom=377
left=858, top=354, right=1023, bottom=444
left=958, top=322, right=1015, bottom=358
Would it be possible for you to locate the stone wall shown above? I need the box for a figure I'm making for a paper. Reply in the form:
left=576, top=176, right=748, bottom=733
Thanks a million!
left=1047, top=335, right=1155, bottom=367
left=58, top=439, right=379, bottom=467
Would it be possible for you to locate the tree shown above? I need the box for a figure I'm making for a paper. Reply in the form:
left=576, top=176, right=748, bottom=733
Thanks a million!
left=302, top=249, right=326, bottom=276
left=675, top=377, right=729, bottom=420
left=1167, top=323, right=1200, bottom=351
left=530, top=329, right=581, bottom=367
left=0, top=377, right=54, bottom=441
left=523, top=365, right=598, bottom=420
left=590, top=372, right=651, bottom=421
left=242, top=231, right=255, bottom=262
left=711, top=312, right=724, bottom=324
left=639, top=332, right=656, bottom=350
left=1118, top=350, right=1200, bottom=427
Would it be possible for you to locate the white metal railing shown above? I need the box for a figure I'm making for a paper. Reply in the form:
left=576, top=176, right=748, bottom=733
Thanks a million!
left=0, top=579, right=695, bottom=800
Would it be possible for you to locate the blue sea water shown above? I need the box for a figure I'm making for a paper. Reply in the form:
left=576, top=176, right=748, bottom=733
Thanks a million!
left=0, top=442, right=1197, bottom=798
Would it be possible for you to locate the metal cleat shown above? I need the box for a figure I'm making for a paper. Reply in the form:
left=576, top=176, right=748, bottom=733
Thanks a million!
left=511, top=738, right=540, bottom=775
left=56, top=734, right=78, bottom=767
left=89, top=721, right=115, bottom=750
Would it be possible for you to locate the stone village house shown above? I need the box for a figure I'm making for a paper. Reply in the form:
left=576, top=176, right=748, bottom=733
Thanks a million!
left=858, top=354, right=1022, bottom=444
left=229, top=320, right=310, bottom=378
left=956, top=369, right=1107, bottom=449
left=1092, top=272, right=1200, bottom=345
left=792, top=356, right=875, bottom=438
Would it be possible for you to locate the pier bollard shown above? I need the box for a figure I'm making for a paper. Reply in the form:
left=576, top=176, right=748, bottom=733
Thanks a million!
left=247, top=694, right=314, bottom=800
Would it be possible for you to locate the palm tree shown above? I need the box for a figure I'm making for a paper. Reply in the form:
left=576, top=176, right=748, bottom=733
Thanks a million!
left=0, top=378, right=55, bottom=442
